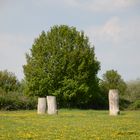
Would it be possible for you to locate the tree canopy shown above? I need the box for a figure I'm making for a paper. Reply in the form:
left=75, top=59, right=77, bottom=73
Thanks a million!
left=0, top=70, right=19, bottom=93
left=100, top=69, right=127, bottom=96
left=23, top=25, right=100, bottom=108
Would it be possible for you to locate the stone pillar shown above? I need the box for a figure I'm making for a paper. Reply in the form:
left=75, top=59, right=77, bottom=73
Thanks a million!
left=109, top=89, right=120, bottom=116
left=47, top=96, right=57, bottom=115
left=37, top=97, right=46, bottom=114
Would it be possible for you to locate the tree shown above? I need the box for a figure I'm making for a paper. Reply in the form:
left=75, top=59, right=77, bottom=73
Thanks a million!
left=0, top=70, right=20, bottom=93
left=99, top=70, right=127, bottom=109
left=125, top=79, right=140, bottom=102
left=100, top=69, right=127, bottom=96
left=23, top=25, right=100, bottom=108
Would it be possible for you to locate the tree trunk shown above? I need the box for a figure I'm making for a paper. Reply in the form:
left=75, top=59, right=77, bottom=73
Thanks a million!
left=37, top=97, right=46, bottom=114
left=109, top=89, right=120, bottom=116
left=47, top=96, right=57, bottom=115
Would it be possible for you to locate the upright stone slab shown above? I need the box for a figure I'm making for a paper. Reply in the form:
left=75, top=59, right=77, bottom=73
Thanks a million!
left=37, top=97, right=46, bottom=114
left=109, top=89, right=120, bottom=116
left=47, top=96, right=57, bottom=115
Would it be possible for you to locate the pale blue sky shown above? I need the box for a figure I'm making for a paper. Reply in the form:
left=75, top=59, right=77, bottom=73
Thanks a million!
left=0, top=0, right=140, bottom=81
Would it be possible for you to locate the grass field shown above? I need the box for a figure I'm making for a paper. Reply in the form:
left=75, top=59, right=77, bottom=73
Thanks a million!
left=0, top=110, right=140, bottom=140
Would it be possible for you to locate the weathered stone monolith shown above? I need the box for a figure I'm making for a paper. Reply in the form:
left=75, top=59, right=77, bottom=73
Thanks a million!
left=109, top=89, right=120, bottom=116
left=47, top=96, right=57, bottom=115
left=37, top=97, right=46, bottom=114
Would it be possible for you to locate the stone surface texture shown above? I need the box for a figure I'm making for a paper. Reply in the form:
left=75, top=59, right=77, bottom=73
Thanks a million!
left=109, top=89, right=120, bottom=116
left=47, top=96, right=57, bottom=115
left=37, top=97, right=46, bottom=114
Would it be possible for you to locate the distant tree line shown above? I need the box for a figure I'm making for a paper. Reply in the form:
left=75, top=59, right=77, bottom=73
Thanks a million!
left=0, top=25, right=139, bottom=110
left=0, top=69, right=140, bottom=110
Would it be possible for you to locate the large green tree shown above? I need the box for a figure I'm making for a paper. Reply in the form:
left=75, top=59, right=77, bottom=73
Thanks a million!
left=23, top=25, right=100, bottom=108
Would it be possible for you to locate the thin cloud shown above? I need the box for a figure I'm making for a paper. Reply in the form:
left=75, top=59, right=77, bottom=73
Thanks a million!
left=1, top=0, right=139, bottom=12
left=86, top=16, right=140, bottom=45
left=87, top=0, right=139, bottom=12
left=86, top=17, right=122, bottom=44
left=30, top=0, right=140, bottom=13
left=85, top=16, right=140, bottom=80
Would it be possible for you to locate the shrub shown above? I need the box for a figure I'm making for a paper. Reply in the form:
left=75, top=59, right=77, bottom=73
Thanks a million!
left=0, top=91, right=37, bottom=110
left=119, top=98, right=131, bottom=110
left=129, top=100, right=140, bottom=110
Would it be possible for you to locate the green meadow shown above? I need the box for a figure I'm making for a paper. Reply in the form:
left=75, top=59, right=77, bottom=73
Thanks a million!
left=0, top=110, right=140, bottom=140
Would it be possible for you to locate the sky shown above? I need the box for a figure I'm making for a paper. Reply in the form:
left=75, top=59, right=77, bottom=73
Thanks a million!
left=0, top=0, right=140, bottom=81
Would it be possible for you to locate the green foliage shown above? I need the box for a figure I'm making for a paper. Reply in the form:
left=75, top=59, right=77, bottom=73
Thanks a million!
left=0, top=90, right=37, bottom=110
left=125, top=79, right=140, bottom=102
left=94, top=88, right=109, bottom=109
left=0, top=70, right=20, bottom=93
left=23, top=25, right=100, bottom=108
left=98, top=70, right=127, bottom=109
left=129, top=100, right=140, bottom=110
left=120, top=79, right=140, bottom=110
left=101, top=70, right=127, bottom=96
left=0, top=70, right=37, bottom=110
left=119, top=98, right=131, bottom=110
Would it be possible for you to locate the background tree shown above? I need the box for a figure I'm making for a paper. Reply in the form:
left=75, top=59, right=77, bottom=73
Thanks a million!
left=0, top=70, right=20, bottom=93
left=100, top=70, right=127, bottom=96
left=125, top=79, right=140, bottom=102
left=99, top=70, right=127, bottom=109
left=23, top=25, right=100, bottom=108
left=124, top=79, right=140, bottom=110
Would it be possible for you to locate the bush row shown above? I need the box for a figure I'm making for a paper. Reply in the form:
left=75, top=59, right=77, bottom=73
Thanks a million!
left=0, top=91, right=139, bottom=111
left=129, top=100, right=140, bottom=110
left=0, top=91, right=37, bottom=110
